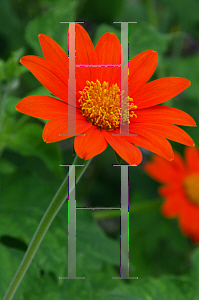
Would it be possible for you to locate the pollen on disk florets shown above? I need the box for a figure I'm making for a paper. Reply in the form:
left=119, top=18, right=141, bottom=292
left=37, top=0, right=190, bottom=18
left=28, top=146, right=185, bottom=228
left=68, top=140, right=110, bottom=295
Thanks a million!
left=183, top=174, right=199, bottom=205
left=78, top=80, right=137, bottom=131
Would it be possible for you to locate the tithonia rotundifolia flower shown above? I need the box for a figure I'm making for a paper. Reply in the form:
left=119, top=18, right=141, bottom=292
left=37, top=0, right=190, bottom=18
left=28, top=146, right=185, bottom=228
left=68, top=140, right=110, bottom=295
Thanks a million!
left=145, top=147, right=199, bottom=243
left=16, top=24, right=196, bottom=165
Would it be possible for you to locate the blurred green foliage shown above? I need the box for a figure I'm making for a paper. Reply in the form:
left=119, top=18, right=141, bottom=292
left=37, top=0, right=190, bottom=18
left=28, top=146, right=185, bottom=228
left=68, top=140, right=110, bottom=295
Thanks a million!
left=1, top=0, right=199, bottom=299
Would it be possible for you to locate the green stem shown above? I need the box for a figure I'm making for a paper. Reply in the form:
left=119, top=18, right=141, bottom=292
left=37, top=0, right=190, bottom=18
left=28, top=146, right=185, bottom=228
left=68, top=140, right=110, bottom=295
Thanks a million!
left=3, top=155, right=91, bottom=300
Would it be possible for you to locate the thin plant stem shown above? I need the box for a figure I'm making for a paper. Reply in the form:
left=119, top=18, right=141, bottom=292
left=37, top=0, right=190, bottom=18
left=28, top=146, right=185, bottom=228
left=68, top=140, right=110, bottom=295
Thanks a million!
left=3, top=155, right=91, bottom=300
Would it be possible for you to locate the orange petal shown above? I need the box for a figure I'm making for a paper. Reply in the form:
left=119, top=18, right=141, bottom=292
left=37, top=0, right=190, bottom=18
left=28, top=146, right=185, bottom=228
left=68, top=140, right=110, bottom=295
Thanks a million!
left=134, top=106, right=196, bottom=126
left=43, top=113, right=92, bottom=143
left=16, top=95, right=69, bottom=119
left=127, top=132, right=173, bottom=161
left=20, top=56, right=68, bottom=102
left=144, top=155, right=180, bottom=183
left=128, top=124, right=174, bottom=161
left=74, top=126, right=108, bottom=159
left=185, top=146, right=199, bottom=173
left=172, top=151, right=187, bottom=176
left=95, top=32, right=121, bottom=87
left=161, top=190, right=185, bottom=217
left=74, top=24, right=98, bottom=91
left=38, top=34, right=69, bottom=73
left=133, top=77, right=191, bottom=109
left=103, top=130, right=142, bottom=165
left=125, top=50, right=158, bottom=96
left=159, top=185, right=175, bottom=197
left=131, top=123, right=195, bottom=146
left=158, top=124, right=195, bottom=146
left=145, top=151, right=186, bottom=184
left=178, top=200, right=199, bottom=242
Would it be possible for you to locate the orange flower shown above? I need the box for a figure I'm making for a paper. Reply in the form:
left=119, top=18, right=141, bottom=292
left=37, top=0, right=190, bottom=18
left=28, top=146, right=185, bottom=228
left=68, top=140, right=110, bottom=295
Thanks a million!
left=145, top=147, right=199, bottom=243
left=16, top=24, right=196, bottom=165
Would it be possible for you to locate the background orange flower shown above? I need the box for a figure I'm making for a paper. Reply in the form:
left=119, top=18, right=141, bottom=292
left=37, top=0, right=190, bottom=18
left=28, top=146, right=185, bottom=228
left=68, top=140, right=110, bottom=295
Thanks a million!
left=145, top=147, right=199, bottom=243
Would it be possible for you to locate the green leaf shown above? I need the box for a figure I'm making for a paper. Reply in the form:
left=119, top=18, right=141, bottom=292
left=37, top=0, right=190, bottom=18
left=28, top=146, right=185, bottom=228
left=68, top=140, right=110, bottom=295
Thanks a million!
left=59, top=208, right=120, bottom=268
left=0, top=164, right=121, bottom=297
left=0, top=159, right=16, bottom=174
left=163, top=55, right=199, bottom=100
left=0, top=160, right=68, bottom=277
left=7, top=122, right=63, bottom=177
left=0, top=244, right=40, bottom=299
left=25, top=0, right=76, bottom=55
left=128, top=23, right=172, bottom=58
left=0, top=244, right=23, bottom=299
left=188, top=247, right=199, bottom=299
left=1, top=49, right=26, bottom=81
left=60, top=264, right=124, bottom=300
left=110, top=276, right=193, bottom=300
left=22, top=273, right=60, bottom=300
left=4, top=95, right=22, bottom=115
left=127, top=192, right=191, bottom=277
left=0, top=204, right=67, bottom=276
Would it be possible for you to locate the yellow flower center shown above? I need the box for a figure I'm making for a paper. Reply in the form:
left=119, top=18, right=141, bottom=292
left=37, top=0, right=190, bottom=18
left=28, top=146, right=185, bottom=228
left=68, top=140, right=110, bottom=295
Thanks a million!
left=183, top=174, right=199, bottom=205
left=78, top=80, right=137, bottom=131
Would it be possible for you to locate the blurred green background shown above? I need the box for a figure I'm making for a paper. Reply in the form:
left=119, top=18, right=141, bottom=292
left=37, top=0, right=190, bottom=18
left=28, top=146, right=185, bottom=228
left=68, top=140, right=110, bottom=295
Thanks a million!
left=1, top=0, right=199, bottom=299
